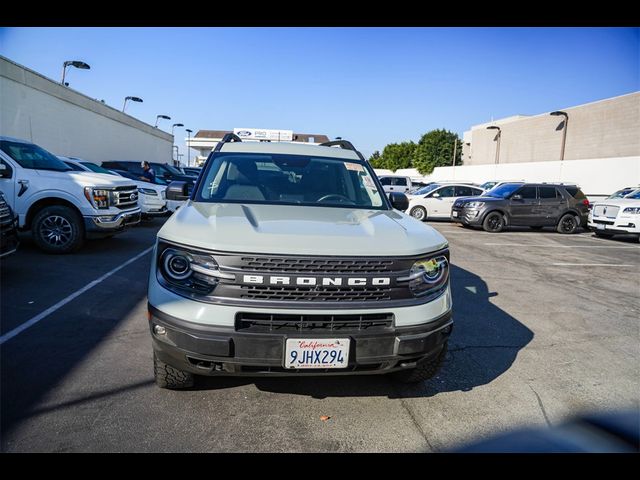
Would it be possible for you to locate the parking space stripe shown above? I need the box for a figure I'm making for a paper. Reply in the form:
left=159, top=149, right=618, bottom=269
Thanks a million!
left=483, top=243, right=638, bottom=249
left=551, top=263, right=635, bottom=267
left=0, top=246, right=154, bottom=346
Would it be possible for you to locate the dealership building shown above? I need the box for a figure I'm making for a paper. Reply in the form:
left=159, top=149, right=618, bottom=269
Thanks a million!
left=0, top=56, right=173, bottom=165
left=187, top=129, right=330, bottom=165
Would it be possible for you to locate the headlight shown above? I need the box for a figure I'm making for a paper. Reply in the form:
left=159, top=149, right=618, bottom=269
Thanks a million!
left=161, top=189, right=166, bottom=199
left=158, top=243, right=232, bottom=295
left=399, top=253, right=449, bottom=298
left=83, top=187, right=110, bottom=209
left=466, top=201, right=485, bottom=208
left=138, top=188, right=157, bottom=196
left=623, top=207, right=640, bottom=214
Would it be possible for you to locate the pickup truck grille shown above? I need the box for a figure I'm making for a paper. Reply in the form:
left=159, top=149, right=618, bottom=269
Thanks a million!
left=235, top=312, right=394, bottom=332
left=239, top=285, right=392, bottom=302
left=112, top=186, right=138, bottom=210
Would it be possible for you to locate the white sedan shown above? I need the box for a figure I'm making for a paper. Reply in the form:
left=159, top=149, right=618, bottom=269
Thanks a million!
left=406, top=183, right=484, bottom=221
left=588, top=188, right=640, bottom=239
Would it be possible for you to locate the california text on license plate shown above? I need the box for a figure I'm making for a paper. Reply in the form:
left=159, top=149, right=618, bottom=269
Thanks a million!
left=284, top=338, right=350, bottom=369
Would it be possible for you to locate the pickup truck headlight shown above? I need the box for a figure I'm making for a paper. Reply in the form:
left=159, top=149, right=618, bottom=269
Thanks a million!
left=466, top=201, right=485, bottom=209
left=398, top=251, right=449, bottom=298
left=158, top=243, right=229, bottom=295
left=138, top=188, right=158, bottom=196
left=84, top=187, right=111, bottom=209
left=623, top=207, right=640, bottom=214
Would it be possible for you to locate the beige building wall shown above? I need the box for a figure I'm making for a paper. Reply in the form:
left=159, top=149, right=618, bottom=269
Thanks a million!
left=463, top=92, right=640, bottom=165
left=0, top=56, right=173, bottom=164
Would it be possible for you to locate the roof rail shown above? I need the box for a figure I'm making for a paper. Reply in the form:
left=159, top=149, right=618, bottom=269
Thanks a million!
left=319, top=140, right=366, bottom=161
left=214, top=133, right=242, bottom=152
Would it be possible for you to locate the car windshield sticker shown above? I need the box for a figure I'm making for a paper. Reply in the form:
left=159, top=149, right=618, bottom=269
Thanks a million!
left=345, top=162, right=364, bottom=172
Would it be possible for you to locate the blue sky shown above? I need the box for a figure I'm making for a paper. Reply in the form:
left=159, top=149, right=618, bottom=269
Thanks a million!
left=1, top=27, right=638, bottom=158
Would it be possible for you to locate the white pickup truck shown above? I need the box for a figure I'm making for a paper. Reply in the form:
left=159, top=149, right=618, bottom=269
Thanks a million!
left=0, top=136, right=141, bottom=253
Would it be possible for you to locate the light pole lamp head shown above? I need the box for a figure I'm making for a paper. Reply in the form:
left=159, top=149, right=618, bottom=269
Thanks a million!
left=65, top=60, right=91, bottom=70
left=550, top=110, right=568, bottom=118
left=157, top=115, right=171, bottom=121
left=127, top=96, right=143, bottom=103
left=172, top=123, right=184, bottom=128
left=186, top=129, right=193, bottom=134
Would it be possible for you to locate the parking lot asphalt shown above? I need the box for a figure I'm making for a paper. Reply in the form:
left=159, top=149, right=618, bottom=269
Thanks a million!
left=1, top=218, right=638, bottom=452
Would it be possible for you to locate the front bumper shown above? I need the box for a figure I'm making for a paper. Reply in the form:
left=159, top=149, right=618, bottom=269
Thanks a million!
left=588, top=216, right=640, bottom=235
left=84, top=208, right=142, bottom=236
left=0, top=217, right=20, bottom=258
left=451, top=206, right=485, bottom=225
left=149, top=305, right=452, bottom=377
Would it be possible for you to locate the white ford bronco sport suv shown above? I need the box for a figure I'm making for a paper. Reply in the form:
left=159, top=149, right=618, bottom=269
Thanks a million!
left=149, top=136, right=452, bottom=388
left=0, top=137, right=141, bottom=253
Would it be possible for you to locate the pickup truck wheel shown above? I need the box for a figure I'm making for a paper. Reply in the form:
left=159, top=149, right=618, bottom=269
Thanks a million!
left=482, top=212, right=504, bottom=233
left=410, top=206, right=427, bottom=221
left=154, top=353, right=194, bottom=389
left=391, top=344, right=447, bottom=384
left=557, top=214, right=578, bottom=234
left=32, top=205, right=85, bottom=254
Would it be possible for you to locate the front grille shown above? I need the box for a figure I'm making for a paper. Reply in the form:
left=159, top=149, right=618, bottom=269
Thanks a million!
left=112, top=186, right=138, bottom=210
left=235, top=312, right=394, bottom=333
left=240, top=285, right=392, bottom=302
left=240, top=364, right=384, bottom=373
left=593, top=205, right=619, bottom=218
left=236, top=256, right=395, bottom=274
left=0, top=200, right=10, bottom=220
left=593, top=219, right=615, bottom=225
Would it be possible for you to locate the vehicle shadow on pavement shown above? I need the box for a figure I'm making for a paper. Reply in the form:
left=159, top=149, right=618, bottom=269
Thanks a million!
left=197, top=264, right=534, bottom=399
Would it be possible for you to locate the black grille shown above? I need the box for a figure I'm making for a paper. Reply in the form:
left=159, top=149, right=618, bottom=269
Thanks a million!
left=237, top=256, right=395, bottom=274
left=239, top=285, right=392, bottom=302
left=0, top=200, right=10, bottom=220
left=593, top=219, right=615, bottom=225
left=236, top=312, right=394, bottom=333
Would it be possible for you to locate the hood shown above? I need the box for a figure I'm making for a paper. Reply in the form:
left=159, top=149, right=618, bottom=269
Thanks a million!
left=158, top=203, right=448, bottom=256
left=35, top=170, right=137, bottom=188
left=593, top=198, right=640, bottom=208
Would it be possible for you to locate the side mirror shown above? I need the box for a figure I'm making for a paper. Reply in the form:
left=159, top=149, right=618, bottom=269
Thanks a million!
left=388, top=192, right=409, bottom=211
left=512, top=194, right=523, bottom=201
left=166, top=180, right=191, bottom=201
left=0, top=163, right=8, bottom=178
left=432, top=192, right=440, bottom=198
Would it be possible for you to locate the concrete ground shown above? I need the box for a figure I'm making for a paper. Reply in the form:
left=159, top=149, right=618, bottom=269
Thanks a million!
left=1, top=218, right=638, bottom=452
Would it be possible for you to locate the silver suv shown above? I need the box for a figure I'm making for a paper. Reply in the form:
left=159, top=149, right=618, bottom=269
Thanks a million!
left=148, top=137, right=452, bottom=388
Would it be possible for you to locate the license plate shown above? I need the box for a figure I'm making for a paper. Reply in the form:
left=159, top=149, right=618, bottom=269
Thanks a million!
left=452, top=211, right=459, bottom=217
left=284, top=338, right=350, bottom=369
left=597, top=224, right=605, bottom=230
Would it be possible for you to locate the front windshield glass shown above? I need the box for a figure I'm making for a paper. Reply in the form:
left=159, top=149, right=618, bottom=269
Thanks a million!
left=158, top=164, right=184, bottom=176
left=607, top=188, right=635, bottom=199
left=413, top=184, right=440, bottom=195
left=480, top=181, right=497, bottom=190
left=80, top=162, right=114, bottom=175
left=196, top=153, right=386, bottom=209
left=625, top=190, right=640, bottom=199
left=485, top=183, right=523, bottom=198
left=0, top=140, right=71, bottom=172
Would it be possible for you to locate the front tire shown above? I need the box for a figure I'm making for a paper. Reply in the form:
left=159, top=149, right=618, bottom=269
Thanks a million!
left=392, top=344, right=447, bottom=384
left=557, top=214, right=578, bottom=234
left=153, top=352, right=194, bottom=389
left=32, top=205, right=85, bottom=254
left=410, top=206, right=427, bottom=222
left=482, top=211, right=505, bottom=233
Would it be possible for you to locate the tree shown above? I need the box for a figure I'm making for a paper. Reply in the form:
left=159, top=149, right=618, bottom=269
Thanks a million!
left=380, top=142, right=416, bottom=172
left=413, top=129, right=462, bottom=175
left=368, top=150, right=383, bottom=168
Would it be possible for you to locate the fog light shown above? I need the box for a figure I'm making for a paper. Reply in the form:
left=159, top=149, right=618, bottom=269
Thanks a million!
left=154, top=325, right=166, bottom=335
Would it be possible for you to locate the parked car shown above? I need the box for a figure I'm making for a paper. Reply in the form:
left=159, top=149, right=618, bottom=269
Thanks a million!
left=101, top=161, right=197, bottom=183
left=59, top=158, right=168, bottom=218
left=480, top=180, right=524, bottom=192
left=0, top=137, right=140, bottom=253
left=407, top=183, right=484, bottom=221
left=0, top=190, right=19, bottom=258
left=181, top=167, right=202, bottom=177
left=149, top=136, right=451, bottom=389
left=605, top=186, right=640, bottom=200
left=587, top=188, right=640, bottom=240
left=451, top=182, right=590, bottom=233
left=377, top=175, right=413, bottom=194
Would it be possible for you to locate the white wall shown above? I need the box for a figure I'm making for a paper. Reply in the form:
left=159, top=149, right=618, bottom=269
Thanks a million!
left=375, top=156, right=640, bottom=198
left=0, top=56, right=172, bottom=164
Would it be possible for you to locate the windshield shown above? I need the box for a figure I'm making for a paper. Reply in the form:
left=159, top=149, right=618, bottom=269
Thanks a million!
left=80, top=162, right=113, bottom=175
left=412, top=184, right=440, bottom=196
left=0, top=140, right=71, bottom=172
left=625, top=190, right=640, bottom=199
left=195, top=153, right=387, bottom=210
left=480, top=181, right=497, bottom=190
left=484, top=183, right=523, bottom=198
left=607, top=188, right=635, bottom=199
left=156, top=163, right=184, bottom=176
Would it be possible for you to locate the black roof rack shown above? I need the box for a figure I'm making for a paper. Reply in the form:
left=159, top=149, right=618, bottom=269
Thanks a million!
left=214, top=133, right=242, bottom=152
left=319, top=140, right=366, bottom=161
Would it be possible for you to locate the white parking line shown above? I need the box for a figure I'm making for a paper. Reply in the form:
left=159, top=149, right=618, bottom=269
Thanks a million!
left=0, top=246, right=154, bottom=346
left=551, top=263, right=635, bottom=267
left=484, top=243, right=639, bottom=249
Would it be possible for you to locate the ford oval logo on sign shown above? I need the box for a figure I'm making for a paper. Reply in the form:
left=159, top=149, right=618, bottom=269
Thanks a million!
left=130, top=193, right=138, bottom=201
left=236, top=130, right=252, bottom=137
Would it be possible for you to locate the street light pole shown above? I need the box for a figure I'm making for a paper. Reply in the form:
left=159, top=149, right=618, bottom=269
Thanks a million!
left=486, top=126, right=501, bottom=165
left=155, top=115, right=171, bottom=128
left=550, top=111, right=569, bottom=161
left=172, top=146, right=179, bottom=165
left=122, top=96, right=143, bottom=112
left=185, top=129, right=193, bottom=167
left=61, top=60, right=90, bottom=85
